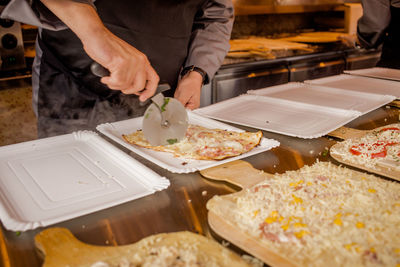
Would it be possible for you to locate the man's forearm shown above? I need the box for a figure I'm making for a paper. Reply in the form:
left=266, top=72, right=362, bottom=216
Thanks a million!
left=40, top=0, right=106, bottom=44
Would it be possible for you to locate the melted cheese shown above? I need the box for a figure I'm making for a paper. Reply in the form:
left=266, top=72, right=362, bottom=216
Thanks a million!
left=123, top=125, right=262, bottom=160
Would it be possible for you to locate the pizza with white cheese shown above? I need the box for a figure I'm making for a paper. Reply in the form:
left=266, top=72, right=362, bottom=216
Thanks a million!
left=122, top=124, right=263, bottom=160
left=207, top=161, right=400, bottom=267
left=330, top=123, right=400, bottom=176
left=89, top=231, right=255, bottom=267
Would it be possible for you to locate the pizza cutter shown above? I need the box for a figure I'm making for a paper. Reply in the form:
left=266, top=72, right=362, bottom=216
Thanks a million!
left=91, top=62, right=188, bottom=145
left=142, top=93, right=188, bottom=146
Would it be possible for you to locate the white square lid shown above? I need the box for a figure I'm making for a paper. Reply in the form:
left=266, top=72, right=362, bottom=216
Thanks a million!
left=194, top=94, right=361, bottom=139
left=0, top=131, right=169, bottom=231
left=96, top=112, right=280, bottom=173
left=247, top=82, right=395, bottom=114
left=305, top=74, right=400, bottom=98
left=344, top=67, right=400, bottom=82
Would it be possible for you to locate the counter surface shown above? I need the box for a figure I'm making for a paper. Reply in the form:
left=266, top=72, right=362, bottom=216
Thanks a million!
left=0, top=103, right=399, bottom=267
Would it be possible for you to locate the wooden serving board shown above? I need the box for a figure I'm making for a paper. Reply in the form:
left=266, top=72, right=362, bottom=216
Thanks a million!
left=35, top=227, right=252, bottom=267
left=201, top=160, right=298, bottom=267
left=278, top=32, right=343, bottom=43
left=227, top=38, right=312, bottom=59
left=328, top=125, right=400, bottom=181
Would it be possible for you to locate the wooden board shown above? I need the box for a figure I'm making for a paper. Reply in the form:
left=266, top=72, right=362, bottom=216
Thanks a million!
left=278, top=32, right=343, bottom=43
left=390, top=100, right=400, bottom=108
left=328, top=125, right=400, bottom=181
left=35, top=227, right=252, bottom=267
left=200, top=160, right=298, bottom=267
left=202, top=160, right=400, bottom=267
left=227, top=38, right=312, bottom=58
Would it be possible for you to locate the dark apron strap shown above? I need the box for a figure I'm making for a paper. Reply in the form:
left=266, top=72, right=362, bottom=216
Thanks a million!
left=377, top=6, right=400, bottom=69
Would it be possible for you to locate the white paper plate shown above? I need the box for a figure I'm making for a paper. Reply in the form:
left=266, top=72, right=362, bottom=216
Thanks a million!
left=194, top=94, right=361, bottom=139
left=247, top=82, right=395, bottom=114
left=96, top=112, right=280, bottom=174
left=0, top=131, right=169, bottom=231
left=305, top=74, right=400, bottom=98
left=344, top=67, right=400, bottom=82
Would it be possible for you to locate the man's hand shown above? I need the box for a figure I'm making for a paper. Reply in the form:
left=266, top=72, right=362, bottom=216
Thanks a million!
left=82, top=28, right=159, bottom=101
left=174, top=71, right=203, bottom=110
left=40, top=0, right=159, bottom=102
left=338, top=34, right=359, bottom=48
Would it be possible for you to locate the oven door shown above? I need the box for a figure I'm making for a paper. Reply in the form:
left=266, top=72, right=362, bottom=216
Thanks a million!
left=288, top=54, right=345, bottom=82
left=212, top=64, right=289, bottom=103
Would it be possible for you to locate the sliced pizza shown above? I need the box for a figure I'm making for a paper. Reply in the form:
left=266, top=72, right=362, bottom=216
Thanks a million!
left=122, top=124, right=263, bottom=160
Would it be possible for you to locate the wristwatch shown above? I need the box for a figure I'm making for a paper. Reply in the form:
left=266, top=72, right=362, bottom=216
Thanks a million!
left=180, top=65, right=209, bottom=85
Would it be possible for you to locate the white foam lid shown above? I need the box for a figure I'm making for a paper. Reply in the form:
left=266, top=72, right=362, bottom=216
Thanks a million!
left=305, top=74, right=400, bottom=98
left=344, top=67, right=400, bottom=82
left=194, top=94, right=361, bottom=139
left=0, top=131, right=169, bottom=231
left=247, top=82, right=395, bottom=114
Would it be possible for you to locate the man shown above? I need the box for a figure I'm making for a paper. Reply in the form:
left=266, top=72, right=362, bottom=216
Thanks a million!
left=357, top=0, right=400, bottom=69
left=1, top=0, right=234, bottom=137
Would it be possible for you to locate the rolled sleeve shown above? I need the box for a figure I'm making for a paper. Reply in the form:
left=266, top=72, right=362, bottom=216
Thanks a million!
left=0, top=0, right=95, bottom=30
left=184, top=0, right=234, bottom=83
left=357, top=0, right=391, bottom=48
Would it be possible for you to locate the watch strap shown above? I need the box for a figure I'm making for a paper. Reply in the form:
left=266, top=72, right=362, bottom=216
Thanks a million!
left=180, top=65, right=209, bottom=85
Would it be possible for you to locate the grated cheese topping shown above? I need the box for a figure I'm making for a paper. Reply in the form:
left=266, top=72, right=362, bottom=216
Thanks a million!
left=207, top=161, right=400, bottom=267
left=90, top=232, right=253, bottom=267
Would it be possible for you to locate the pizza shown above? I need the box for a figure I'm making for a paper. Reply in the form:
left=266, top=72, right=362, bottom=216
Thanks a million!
left=89, top=231, right=255, bottom=267
left=122, top=124, right=263, bottom=160
left=35, top=228, right=256, bottom=267
left=330, top=123, right=400, bottom=171
left=206, top=161, right=400, bottom=267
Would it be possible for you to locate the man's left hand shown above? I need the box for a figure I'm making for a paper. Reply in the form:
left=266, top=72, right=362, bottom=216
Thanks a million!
left=174, top=71, right=203, bottom=110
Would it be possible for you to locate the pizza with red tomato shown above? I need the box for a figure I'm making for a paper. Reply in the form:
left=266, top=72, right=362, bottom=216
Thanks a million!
left=122, top=124, right=263, bottom=160
left=330, top=123, right=400, bottom=175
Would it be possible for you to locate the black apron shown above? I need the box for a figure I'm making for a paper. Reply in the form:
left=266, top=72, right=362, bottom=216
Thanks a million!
left=376, top=6, right=400, bottom=69
left=37, top=0, right=207, bottom=137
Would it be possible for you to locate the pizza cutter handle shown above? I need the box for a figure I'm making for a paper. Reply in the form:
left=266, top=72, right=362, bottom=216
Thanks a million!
left=90, top=62, right=110, bottom=77
left=90, top=62, right=171, bottom=107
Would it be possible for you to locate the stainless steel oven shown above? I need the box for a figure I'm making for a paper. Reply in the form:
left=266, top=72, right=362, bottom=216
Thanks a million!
left=212, top=60, right=289, bottom=103
left=0, top=4, right=26, bottom=72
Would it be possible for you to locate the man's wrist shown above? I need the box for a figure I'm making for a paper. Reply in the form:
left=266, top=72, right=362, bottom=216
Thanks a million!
left=181, top=65, right=209, bottom=85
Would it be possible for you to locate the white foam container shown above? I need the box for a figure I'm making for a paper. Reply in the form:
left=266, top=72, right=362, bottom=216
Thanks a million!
left=96, top=111, right=280, bottom=174
left=194, top=94, right=361, bottom=139
left=305, top=74, right=400, bottom=98
left=0, top=131, right=169, bottom=231
left=344, top=67, right=400, bottom=82
left=247, top=82, right=395, bottom=114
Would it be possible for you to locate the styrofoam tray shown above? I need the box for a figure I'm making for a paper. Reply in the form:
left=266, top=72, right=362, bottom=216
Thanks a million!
left=247, top=82, right=395, bottom=114
left=96, top=111, right=279, bottom=173
left=344, top=67, right=400, bottom=82
left=305, top=74, right=400, bottom=98
left=194, top=94, right=361, bottom=139
left=0, top=131, right=169, bottom=231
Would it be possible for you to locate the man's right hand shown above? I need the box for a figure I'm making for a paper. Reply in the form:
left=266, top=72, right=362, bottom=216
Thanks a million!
left=82, top=28, right=159, bottom=101
left=40, top=0, right=159, bottom=102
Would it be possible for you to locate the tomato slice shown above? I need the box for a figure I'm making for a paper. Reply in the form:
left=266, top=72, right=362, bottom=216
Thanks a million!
left=380, top=127, right=400, bottom=132
left=349, top=141, right=399, bottom=159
